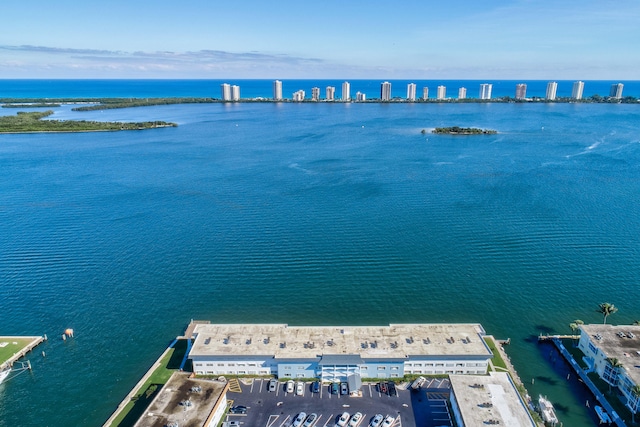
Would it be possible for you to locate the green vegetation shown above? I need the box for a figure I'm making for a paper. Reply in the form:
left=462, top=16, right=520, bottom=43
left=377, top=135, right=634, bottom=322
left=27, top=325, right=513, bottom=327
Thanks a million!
left=71, top=97, right=216, bottom=111
left=597, top=302, right=618, bottom=324
left=2, top=103, right=61, bottom=108
left=431, top=126, right=497, bottom=135
left=0, top=337, right=35, bottom=365
left=108, top=339, right=188, bottom=427
left=0, top=111, right=176, bottom=133
left=483, top=337, right=508, bottom=371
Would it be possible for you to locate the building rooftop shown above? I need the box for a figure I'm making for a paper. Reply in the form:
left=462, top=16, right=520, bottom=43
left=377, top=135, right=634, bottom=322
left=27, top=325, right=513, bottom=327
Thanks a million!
left=581, top=324, right=640, bottom=384
left=133, top=372, right=227, bottom=427
left=189, top=323, right=491, bottom=360
left=450, top=372, right=536, bottom=427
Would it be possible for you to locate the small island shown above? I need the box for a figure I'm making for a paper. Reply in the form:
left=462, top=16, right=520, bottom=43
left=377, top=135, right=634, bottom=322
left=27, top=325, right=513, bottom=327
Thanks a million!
left=0, top=110, right=177, bottom=134
left=427, top=126, right=497, bottom=135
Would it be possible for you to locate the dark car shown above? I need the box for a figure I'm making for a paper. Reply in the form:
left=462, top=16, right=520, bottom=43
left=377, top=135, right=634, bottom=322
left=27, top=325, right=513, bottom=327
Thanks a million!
left=378, top=382, right=388, bottom=394
left=312, top=381, right=321, bottom=393
left=229, top=405, right=247, bottom=414
left=388, top=382, right=397, bottom=396
left=331, top=382, right=340, bottom=394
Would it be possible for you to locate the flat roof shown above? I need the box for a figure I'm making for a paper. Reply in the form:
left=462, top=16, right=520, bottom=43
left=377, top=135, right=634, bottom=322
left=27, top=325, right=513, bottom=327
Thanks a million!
left=581, top=324, right=640, bottom=384
left=190, top=323, right=490, bottom=360
left=133, top=372, right=227, bottom=427
left=450, top=372, right=536, bottom=427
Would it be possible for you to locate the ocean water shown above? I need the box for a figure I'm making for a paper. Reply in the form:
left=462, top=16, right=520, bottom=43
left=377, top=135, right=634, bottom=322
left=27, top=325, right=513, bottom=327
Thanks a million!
left=1, top=81, right=640, bottom=426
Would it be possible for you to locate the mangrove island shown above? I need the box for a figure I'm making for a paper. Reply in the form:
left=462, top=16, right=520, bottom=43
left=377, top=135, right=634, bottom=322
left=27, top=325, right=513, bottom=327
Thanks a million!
left=428, top=126, right=497, bottom=135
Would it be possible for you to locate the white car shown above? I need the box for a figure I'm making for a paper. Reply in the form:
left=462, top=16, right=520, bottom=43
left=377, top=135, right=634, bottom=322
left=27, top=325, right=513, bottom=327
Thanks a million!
left=286, top=380, right=295, bottom=393
left=336, top=412, right=350, bottom=427
left=295, top=381, right=304, bottom=395
left=369, top=414, right=384, bottom=427
left=348, top=412, right=363, bottom=426
left=381, top=416, right=395, bottom=427
left=293, top=412, right=307, bottom=427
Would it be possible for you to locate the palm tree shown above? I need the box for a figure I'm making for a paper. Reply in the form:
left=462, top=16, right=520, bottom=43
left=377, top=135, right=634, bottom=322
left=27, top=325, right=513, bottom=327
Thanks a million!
left=569, top=319, right=584, bottom=346
left=633, top=320, right=640, bottom=326
left=605, top=358, right=623, bottom=393
left=597, top=302, right=618, bottom=324
left=630, top=385, right=640, bottom=424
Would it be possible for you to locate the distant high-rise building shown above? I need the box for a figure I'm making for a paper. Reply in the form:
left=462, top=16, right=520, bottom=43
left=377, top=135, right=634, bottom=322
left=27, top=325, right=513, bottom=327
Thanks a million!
left=610, top=83, right=624, bottom=99
left=572, top=81, right=584, bottom=100
left=273, top=80, right=283, bottom=100
left=326, top=86, right=336, bottom=101
left=422, top=87, right=429, bottom=100
left=407, top=83, right=416, bottom=101
left=381, top=81, right=392, bottom=101
left=458, top=87, right=467, bottom=100
left=479, top=83, right=492, bottom=100
left=292, top=90, right=305, bottom=101
left=341, top=81, right=351, bottom=101
left=546, top=82, right=558, bottom=100
left=231, top=85, right=240, bottom=101
left=311, top=87, right=320, bottom=101
left=356, top=91, right=366, bottom=102
left=515, top=84, right=527, bottom=100
left=437, top=85, right=446, bottom=100
left=221, top=83, right=231, bottom=101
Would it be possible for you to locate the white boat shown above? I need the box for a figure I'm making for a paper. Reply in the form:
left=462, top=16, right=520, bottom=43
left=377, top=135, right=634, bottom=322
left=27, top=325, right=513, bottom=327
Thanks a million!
left=538, top=395, right=559, bottom=426
left=0, top=366, right=10, bottom=385
left=595, top=406, right=612, bottom=424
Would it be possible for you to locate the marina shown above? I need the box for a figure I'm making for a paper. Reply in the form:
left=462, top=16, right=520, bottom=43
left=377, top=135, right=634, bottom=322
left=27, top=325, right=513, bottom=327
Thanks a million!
left=0, top=336, right=44, bottom=386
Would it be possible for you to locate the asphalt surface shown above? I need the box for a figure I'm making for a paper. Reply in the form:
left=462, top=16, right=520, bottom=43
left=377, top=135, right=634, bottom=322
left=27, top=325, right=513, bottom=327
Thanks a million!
left=222, top=378, right=453, bottom=427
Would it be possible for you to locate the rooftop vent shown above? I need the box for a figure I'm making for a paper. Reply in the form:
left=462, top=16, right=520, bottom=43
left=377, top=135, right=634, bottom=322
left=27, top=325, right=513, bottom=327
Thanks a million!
left=264, top=337, right=270, bottom=344
left=423, top=338, right=431, bottom=344
left=280, top=342, right=286, bottom=349
left=204, top=338, right=211, bottom=345
left=223, top=336, right=230, bottom=345
left=246, top=338, right=252, bottom=345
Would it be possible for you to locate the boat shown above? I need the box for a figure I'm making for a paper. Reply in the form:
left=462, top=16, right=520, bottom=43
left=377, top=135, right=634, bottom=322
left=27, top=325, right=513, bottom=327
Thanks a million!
left=538, top=395, right=559, bottom=426
left=595, top=405, right=612, bottom=424
left=0, top=366, right=10, bottom=385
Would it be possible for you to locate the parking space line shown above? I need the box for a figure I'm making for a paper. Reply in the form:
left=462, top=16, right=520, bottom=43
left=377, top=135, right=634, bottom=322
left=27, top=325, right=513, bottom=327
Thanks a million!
left=279, top=415, right=291, bottom=427
left=314, top=414, right=323, bottom=426
left=323, top=414, right=333, bottom=427
left=266, top=414, right=279, bottom=427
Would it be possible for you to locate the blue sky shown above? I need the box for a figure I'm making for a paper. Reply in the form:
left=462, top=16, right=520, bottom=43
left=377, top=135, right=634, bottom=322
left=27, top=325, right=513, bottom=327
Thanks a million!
left=1, top=0, right=639, bottom=79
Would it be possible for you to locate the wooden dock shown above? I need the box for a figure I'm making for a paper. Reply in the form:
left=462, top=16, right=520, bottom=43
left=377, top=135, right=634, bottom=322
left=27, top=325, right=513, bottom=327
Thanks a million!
left=0, top=335, right=45, bottom=369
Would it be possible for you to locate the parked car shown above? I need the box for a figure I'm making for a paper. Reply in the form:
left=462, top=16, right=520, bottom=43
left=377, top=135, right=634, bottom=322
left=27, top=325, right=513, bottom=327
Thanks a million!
left=378, top=382, right=388, bottom=394
left=388, top=382, right=397, bottom=396
left=292, top=412, right=307, bottom=427
left=337, top=412, right=350, bottom=427
left=296, top=381, right=304, bottom=395
left=225, top=422, right=240, bottom=427
left=369, top=414, right=384, bottom=427
left=331, top=382, right=340, bottom=394
left=340, top=382, right=349, bottom=395
left=229, top=405, right=247, bottom=414
left=348, top=412, right=363, bottom=426
left=303, top=413, right=318, bottom=427
left=268, top=378, right=278, bottom=392
left=382, top=416, right=395, bottom=427
left=286, top=380, right=295, bottom=393
left=311, top=381, right=320, bottom=393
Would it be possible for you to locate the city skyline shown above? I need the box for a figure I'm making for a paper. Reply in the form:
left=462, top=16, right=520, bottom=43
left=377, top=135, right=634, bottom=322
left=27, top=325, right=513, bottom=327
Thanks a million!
left=1, top=0, right=639, bottom=79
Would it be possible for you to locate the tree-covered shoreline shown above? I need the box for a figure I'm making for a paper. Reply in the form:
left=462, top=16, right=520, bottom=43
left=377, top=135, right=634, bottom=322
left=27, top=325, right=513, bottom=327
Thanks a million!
left=0, top=110, right=177, bottom=133
left=429, top=126, right=497, bottom=135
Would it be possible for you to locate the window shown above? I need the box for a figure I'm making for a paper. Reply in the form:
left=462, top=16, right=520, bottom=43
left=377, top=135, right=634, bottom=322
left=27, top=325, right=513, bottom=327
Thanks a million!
left=228, top=363, right=235, bottom=367
left=248, top=363, right=256, bottom=367
left=217, top=363, right=224, bottom=366
left=391, top=367, right=399, bottom=371
left=238, top=371, right=246, bottom=374
left=378, top=366, right=386, bottom=371
left=414, top=363, right=422, bottom=367
left=298, top=366, right=305, bottom=370
left=284, top=366, right=292, bottom=370
left=588, top=342, right=597, bottom=354
left=391, top=373, right=399, bottom=377
left=237, top=363, right=245, bottom=367
left=206, top=363, right=214, bottom=366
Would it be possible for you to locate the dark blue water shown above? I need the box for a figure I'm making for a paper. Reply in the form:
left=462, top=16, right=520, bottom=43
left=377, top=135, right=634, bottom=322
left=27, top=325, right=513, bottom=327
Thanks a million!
left=1, top=79, right=639, bottom=99
left=1, top=81, right=640, bottom=426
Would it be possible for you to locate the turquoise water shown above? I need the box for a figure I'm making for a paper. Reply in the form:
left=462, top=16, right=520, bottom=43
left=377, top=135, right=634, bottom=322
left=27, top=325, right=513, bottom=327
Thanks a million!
left=1, top=86, right=640, bottom=426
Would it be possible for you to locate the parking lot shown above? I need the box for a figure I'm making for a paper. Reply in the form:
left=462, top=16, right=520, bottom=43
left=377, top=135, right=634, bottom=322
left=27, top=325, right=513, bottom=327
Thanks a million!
left=222, top=378, right=453, bottom=427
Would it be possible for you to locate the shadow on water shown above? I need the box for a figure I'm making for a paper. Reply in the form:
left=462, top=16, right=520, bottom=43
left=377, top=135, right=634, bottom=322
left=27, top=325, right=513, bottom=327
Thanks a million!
left=534, top=324, right=557, bottom=334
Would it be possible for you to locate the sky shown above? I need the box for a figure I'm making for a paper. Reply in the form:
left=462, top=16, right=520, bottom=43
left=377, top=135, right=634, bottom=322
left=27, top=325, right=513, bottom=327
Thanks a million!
left=1, top=0, right=639, bottom=79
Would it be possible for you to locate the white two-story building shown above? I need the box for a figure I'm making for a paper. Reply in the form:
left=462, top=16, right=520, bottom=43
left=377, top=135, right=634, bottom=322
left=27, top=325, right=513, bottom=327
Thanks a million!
left=188, top=323, right=494, bottom=384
